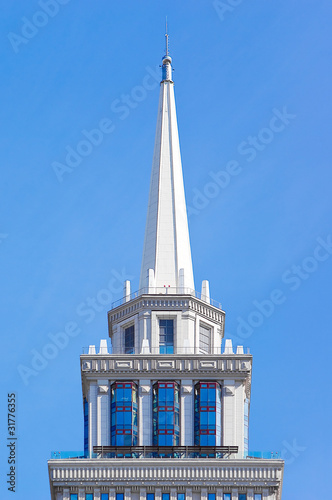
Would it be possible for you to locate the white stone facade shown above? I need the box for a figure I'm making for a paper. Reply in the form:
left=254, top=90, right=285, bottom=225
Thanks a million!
left=80, top=349, right=252, bottom=455
left=108, top=295, right=225, bottom=356
left=48, top=459, right=283, bottom=500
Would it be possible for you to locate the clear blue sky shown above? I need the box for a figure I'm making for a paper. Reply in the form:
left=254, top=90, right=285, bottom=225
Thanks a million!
left=1, top=1, right=331, bottom=498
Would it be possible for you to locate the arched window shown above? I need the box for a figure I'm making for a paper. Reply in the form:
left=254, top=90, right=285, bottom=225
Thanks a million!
left=111, top=382, right=138, bottom=446
left=153, top=382, right=179, bottom=446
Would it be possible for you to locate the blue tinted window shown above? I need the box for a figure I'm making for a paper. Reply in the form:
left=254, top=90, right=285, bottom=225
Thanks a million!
left=124, top=325, right=134, bottom=354
left=239, top=495, right=247, bottom=500
left=194, top=382, right=222, bottom=448
left=115, top=495, right=123, bottom=500
left=162, top=495, right=170, bottom=500
left=70, top=495, right=78, bottom=500
left=178, top=494, right=185, bottom=500
left=153, top=382, right=180, bottom=447
left=111, top=383, right=138, bottom=447
left=86, top=495, right=93, bottom=500
left=208, top=494, right=215, bottom=500
left=254, top=496, right=262, bottom=500
left=159, top=319, right=174, bottom=354
left=223, top=495, right=231, bottom=500
left=147, top=495, right=154, bottom=500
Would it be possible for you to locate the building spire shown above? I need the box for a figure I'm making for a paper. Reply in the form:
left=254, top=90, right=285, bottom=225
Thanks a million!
left=139, top=36, right=195, bottom=294
left=165, top=17, right=169, bottom=56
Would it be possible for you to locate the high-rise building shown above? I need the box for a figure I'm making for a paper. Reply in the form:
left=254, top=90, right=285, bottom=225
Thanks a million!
left=48, top=35, right=284, bottom=500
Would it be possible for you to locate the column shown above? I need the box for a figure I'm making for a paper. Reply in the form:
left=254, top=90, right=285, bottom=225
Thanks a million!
left=185, top=488, right=193, bottom=500
left=262, top=488, right=271, bottom=499
left=170, top=488, right=177, bottom=500
left=140, top=487, right=147, bottom=500
left=93, top=490, right=101, bottom=500
left=89, top=383, right=98, bottom=456
left=63, top=489, right=70, bottom=500
left=181, top=380, right=193, bottom=445
left=139, top=381, right=152, bottom=445
left=201, top=488, right=208, bottom=500
left=246, top=489, right=254, bottom=500
left=97, top=380, right=110, bottom=446
left=78, top=488, right=85, bottom=500
left=223, top=380, right=235, bottom=447
left=125, top=487, right=131, bottom=500
left=216, top=488, right=223, bottom=500
left=234, top=381, right=245, bottom=458
left=231, top=490, right=238, bottom=500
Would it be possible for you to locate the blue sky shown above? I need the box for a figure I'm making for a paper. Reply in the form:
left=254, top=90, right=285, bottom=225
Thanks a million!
left=1, top=1, right=331, bottom=498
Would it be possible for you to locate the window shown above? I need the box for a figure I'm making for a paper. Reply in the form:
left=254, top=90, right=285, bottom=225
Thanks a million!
left=70, top=495, right=78, bottom=500
left=159, top=319, right=174, bottom=354
left=147, top=495, right=155, bottom=500
left=223, top=495, right=231, bottom=500
left=84, top=398, right=89, bottom=456
left=178, top=494, right=185, bottom=500
left=199, top=323, right=211, bottom=353
left=208, top=494, right=216, bottom=500
left=86, top=495, right=93, bottom=500
left=254, top=496, right=262, bottom=500
left=162, top=494, right=170, bottom=500
left=239, top=495, right=247, bottom=500
left=111, top=382, right=138, bottom=446
left=124, top=325, right=134, bottom=354
left=194, top=382, right=222, bottom=447
left=102, top=495, right=109, bottom=500
left=153, top=382, right=180, bottom=447
left=115, top=495, right=123, bottom=500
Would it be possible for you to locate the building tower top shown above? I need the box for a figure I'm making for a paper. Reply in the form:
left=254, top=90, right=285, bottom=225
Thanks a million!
left=139, top=32, right=195, bottom=293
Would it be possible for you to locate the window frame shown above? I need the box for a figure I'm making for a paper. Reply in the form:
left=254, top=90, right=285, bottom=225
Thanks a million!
left=123, top=323, right=135, bottom=354
left=159, top=318, right=175, bottom=354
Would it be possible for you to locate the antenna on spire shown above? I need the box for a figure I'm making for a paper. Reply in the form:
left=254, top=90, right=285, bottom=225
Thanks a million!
left=165, top=17, right=169, bottom=56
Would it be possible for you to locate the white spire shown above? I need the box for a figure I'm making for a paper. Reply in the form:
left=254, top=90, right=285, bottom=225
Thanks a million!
left=139, top=39, right=195, bottom=293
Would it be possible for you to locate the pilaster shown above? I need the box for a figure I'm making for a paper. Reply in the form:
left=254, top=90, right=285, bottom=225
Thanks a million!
left=223, top=380, right=235, bottom=448
left=139, top=381, right=152, bottom=445
left=97, top=380, right=110, bottom=446
left=89, top=383, right=98, bottom=455
left=181, top=380, right=193, bottom=445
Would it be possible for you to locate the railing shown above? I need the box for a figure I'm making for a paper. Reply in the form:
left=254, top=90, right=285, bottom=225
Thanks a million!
left=245, top=451, right=281, bottom=459
left=81, top=346, right=251, bottom=355
left=51, top=446, right=238, bottom=460
left=109, top=287, right=223, bottom=311
left=50, top=448, right=282, bottom=460
left=51, top=451, right=86, bottom=459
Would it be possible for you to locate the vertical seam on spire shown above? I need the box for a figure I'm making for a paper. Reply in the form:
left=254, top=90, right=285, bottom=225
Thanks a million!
left=167, top=82, right=179, bottom=288
left=154, top=82, right=166, bottom=284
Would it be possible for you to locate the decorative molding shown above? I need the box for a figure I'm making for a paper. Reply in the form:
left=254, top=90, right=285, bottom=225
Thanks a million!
left=115, top=361, right=133, bottom=369
left=49, top=459, right=284, bottom=489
